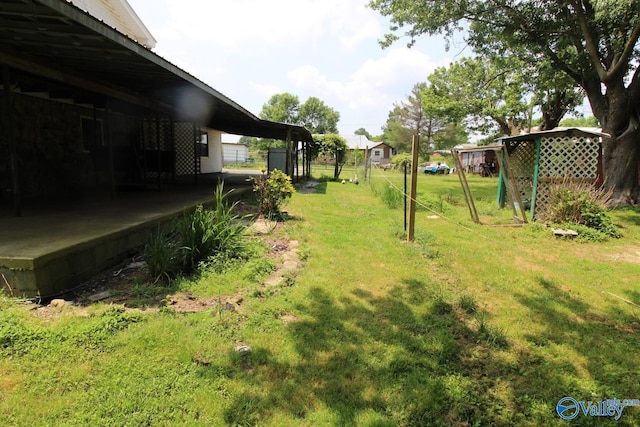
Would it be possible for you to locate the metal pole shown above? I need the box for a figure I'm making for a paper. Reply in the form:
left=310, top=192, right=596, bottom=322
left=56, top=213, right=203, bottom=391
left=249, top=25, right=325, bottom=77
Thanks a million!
left=408, top=135, right=419, bottom=241
left=404, top=162, right=407, bottom=231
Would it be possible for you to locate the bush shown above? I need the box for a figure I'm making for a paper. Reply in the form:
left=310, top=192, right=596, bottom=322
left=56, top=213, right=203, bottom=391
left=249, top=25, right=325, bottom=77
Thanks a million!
left=540, top=179, right=621, bottom=238
left=252, top=169, right=295, bottom=220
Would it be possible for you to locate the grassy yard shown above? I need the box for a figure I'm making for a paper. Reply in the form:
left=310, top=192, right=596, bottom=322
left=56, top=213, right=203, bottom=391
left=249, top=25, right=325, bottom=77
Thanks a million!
left=1, top=168, right=639, bottom=426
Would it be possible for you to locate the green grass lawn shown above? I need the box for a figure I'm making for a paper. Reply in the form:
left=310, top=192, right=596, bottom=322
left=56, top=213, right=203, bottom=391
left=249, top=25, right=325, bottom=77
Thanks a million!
left=1, top=168, right=639, bottom=426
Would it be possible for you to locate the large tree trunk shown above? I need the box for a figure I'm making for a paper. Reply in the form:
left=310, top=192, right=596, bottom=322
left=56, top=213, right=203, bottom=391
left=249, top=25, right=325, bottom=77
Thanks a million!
left=601, top=128, right=640, bottom=206
left=588, top=78, right=640, bottom=206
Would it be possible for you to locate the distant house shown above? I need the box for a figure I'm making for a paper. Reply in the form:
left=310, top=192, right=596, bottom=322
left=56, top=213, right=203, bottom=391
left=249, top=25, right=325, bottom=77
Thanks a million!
left=222, top=143, right=249, bottom=165
left=341, top=135, right=393, bottom=167
left=368, top=142, right=393, bottom=168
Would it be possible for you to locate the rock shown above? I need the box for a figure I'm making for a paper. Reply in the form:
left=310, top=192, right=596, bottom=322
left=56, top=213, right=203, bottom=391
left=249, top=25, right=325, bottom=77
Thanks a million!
left=234, top=345, right=251, bottom=354
left=49, top=299, right=69, bottom=310
left=553, top=228, right=578, bottom=237
left=87, top=290, right=111, bottom=302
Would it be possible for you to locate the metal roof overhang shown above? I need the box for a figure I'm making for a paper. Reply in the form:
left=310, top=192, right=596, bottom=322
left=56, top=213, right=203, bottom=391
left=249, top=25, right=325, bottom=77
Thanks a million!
left=0, top=0, right=313, bottom=142
left=499, top=128, right=609, bottom=143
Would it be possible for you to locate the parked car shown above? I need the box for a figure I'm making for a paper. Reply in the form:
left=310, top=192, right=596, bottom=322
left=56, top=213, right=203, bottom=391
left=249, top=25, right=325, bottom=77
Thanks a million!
left=420, top=162, right=450, bottom=174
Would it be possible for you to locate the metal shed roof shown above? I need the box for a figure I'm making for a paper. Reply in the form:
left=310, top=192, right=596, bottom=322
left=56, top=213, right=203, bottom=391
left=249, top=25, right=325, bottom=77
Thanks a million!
left=499, top=128, right=609, bottom=143
left=0, top=0, right=313, bottom=142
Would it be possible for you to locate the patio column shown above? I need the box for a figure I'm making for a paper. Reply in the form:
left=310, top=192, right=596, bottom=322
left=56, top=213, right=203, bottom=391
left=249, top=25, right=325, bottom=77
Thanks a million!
left=2, top=64, right=21, bottom=216
left=105, top=96, right=116, bottom=200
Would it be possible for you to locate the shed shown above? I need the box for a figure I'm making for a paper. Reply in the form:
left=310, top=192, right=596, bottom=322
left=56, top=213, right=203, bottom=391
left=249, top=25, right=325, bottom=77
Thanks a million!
left=498, top=128, right=607, bottom=220
left=368, top=142, right=393, bottom=167
left=455, top=144, right=501, bottom=177
left=222, top=143, right=249, bottom=165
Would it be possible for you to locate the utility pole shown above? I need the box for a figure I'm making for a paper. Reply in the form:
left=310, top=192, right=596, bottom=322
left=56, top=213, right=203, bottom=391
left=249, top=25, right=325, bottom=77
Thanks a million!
left=407, top=134, right=419, bottom=241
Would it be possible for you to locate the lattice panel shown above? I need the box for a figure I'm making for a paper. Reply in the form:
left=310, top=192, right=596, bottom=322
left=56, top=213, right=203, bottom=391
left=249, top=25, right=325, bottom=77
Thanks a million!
left=506, top=140, right=536, bottom=205
left=535, top=136, right=600, bottom=218
left=174, top=122, right=197, bottom=176
left=538, top=136, right=599, bottom=178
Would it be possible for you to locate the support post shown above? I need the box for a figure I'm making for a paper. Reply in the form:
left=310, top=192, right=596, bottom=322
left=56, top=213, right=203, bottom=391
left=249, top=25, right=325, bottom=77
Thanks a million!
left=2, top=65, right=21, bottom=216
left=105, top=96, right=116, bottom=200
left=407, top=135, right=419, bottom=241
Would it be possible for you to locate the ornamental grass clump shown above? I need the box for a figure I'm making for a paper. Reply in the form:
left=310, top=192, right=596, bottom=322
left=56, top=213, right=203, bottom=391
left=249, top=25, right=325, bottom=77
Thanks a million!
left=143, top=183, right=247, bottom=279
left=540, top=178, right=621, bottom=238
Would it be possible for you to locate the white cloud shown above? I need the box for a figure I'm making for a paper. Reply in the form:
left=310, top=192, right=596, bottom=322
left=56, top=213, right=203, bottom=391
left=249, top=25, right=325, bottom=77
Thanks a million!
left=287, top=48, right=450, bottom=112
left=248, top=81, right=282, bottom=99
left=156, top=0, right=381, bottom=52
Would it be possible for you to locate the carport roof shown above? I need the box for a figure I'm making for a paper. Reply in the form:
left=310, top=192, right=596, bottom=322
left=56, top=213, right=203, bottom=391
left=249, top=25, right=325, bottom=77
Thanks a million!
left=0, top=0, right=313, bottom=142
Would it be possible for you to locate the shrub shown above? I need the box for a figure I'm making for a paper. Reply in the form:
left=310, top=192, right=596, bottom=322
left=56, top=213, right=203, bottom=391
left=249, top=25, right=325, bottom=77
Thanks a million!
left=252, top=169, right=295, bottom=220
left=539, top=178, right=621, bottom=238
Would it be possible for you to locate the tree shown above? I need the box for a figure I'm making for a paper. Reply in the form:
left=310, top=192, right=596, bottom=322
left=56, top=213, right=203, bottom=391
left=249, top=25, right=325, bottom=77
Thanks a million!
left=383, top=83, right=439, bottom=157
left=314, top=133, right=347, bottom=179
left=560, top=116, right=600, bottom=128
left=299, top=97, right=340, bottom=134
left=354, top=128, right=372, bottom=139
left=369, top=0, right=640, bottom=205
left=433, top=123, right=469, bottom=150
left=381, top=105, right=415, bottom=153
left=428, top=56, right=584, bottom=138
left=259, top=93, right=300, bottom=124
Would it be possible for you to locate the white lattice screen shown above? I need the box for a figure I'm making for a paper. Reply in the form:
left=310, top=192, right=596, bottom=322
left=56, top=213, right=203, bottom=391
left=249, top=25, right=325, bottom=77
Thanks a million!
left=507, top=134, right=601, bottom=219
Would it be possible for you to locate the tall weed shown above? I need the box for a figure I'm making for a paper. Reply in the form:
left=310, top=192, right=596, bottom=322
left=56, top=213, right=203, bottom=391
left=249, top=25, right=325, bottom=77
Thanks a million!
left=540, top=178, right=621, bottom=238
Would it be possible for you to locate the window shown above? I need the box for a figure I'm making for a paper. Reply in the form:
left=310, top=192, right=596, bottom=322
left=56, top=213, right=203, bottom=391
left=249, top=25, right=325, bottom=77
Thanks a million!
left=198, top=133, right=209, bottom=157
left=81, top=117, right=103, bottom=150
left=373, top=149, right=381, bottom=158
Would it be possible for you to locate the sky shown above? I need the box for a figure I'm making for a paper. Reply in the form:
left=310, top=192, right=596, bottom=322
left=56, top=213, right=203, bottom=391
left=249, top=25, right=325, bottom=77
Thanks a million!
left=126, top=0, right=467, bottom=142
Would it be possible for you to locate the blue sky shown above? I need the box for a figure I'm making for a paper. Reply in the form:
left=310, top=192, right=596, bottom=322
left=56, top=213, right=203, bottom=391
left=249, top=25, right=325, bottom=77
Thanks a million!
left=127, top=0, right=464, bottom=141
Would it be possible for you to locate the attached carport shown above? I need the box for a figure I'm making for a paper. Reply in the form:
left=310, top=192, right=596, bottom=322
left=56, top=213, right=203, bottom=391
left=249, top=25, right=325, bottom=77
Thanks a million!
left=0, top=0, right=313, bottom=217
left=0, top=0, right=314, bottom=297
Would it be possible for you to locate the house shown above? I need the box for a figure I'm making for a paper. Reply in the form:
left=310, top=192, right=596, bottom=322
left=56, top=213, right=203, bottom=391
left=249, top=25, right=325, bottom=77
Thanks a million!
left=0, top=0, right=313, bottom=297
left=341, top=135, right=393, bottom=168
left=222, top=142, right=250, bottom=165
left=455, top=144, right=501, bottom=176
left=68, top=0, right=157, bottom=48
left=368, top=142, right=393, bottom=168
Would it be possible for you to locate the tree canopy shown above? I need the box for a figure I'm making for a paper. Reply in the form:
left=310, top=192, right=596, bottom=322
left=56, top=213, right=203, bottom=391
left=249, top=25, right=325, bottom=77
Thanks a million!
left=369, top=0, right=640, bottom=204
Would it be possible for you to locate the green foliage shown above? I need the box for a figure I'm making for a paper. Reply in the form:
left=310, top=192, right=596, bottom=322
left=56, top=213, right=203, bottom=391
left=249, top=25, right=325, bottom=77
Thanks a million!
left=458, top=294, right=478, bottom=314
left=541, top=181, right=621, bottom=238
left=142, top=230, right=175, bottom=281
left=252, top=169, right=295, bottom=220
left=391, top=152, right=412, bottom=169
left=372, top=182, right=403, bottom=209
left=0, top=306, right=141, bottom=356
left=259, top=92, right=340, bottom=134
left=298, top=96, right=340, bottom=134
left=176, top=186, right=247, bottom=273
left=313, top=133, right=348, bottom=179
left=142, top=184, right=247, bottom=278
left=559, top=115, right=600, bottom=128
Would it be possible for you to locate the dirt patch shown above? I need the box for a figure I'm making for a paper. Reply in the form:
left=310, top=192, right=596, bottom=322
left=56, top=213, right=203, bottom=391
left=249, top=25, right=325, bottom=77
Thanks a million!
left=29, top=216, right=302, bottom=320
left=604, top=245, right=640, bottom=263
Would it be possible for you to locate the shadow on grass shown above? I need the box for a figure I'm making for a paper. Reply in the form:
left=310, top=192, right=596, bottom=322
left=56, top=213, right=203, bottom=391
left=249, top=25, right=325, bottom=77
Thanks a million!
left=210, top=276, right=640, bottom=425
